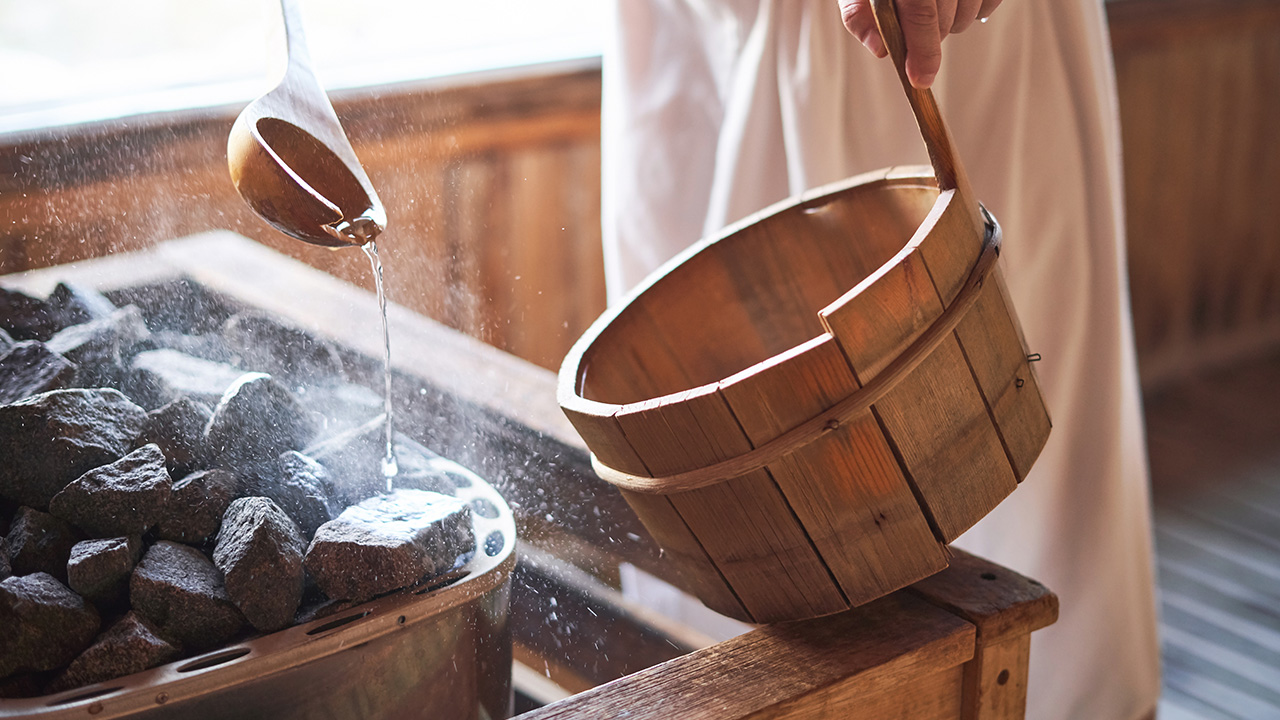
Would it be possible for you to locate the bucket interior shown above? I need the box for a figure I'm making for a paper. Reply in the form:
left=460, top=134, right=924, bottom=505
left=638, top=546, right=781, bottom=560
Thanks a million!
left=577, top=178, right=939, bottom=406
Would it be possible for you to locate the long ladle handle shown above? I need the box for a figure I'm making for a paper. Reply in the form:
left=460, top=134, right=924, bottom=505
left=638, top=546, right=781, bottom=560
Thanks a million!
left=280, top=0, right=313, bottom=78
left=870, top=0, right=984, bottom=234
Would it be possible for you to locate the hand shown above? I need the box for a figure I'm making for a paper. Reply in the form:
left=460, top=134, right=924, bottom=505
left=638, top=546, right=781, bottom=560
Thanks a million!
left=838, top=0, right=1004, bottom=89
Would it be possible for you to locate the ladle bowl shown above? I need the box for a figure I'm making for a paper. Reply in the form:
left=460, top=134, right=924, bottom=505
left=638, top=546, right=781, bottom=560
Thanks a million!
left=227, top=0, right=384, bottom=247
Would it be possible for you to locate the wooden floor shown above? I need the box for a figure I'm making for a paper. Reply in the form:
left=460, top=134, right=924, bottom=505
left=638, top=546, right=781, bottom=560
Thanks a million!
left=1144, top=352, right=1280, bottom=720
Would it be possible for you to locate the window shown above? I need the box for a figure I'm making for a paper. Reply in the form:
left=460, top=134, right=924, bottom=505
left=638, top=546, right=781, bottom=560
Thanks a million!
left=0, top=0, right=605, bottom=132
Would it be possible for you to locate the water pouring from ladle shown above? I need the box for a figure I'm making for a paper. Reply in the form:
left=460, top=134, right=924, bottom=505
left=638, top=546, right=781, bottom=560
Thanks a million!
left=229, top=0, right=399, bottom=491
left=228, top=0, right=385, bottom=247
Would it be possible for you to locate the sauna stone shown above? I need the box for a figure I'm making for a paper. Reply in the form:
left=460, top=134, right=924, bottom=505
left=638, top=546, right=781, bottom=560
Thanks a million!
left=107, top=278, right=229, bottom=335
left=147, top=330, right=237, bottom=364
left=392, top=435, right=471, bottom=496
left=49, top=612, right=180, bottom=693
left=294, top=596, right=362, bottom=625
left=0, top=388, right=149, bottom=510
left=66, top=536, right=143, bottom=608
left=303, top=416, right=393, bottom=505
left=268, top=451, right=340, bottom=539
left=295, top=381, right=384, bottom=436
left=47, top=281, right=119, bottom=327
left=129, top=348, right=246, bottom=409
left=130, top=541, right=245, bottom=652
left=0, top=287, right=59, bottom=342
left=46, top=305, right=150, bottom=388
left=154, top=468, right=238, bottom=545
left=0, top=672, right=44, bottom=699
left=213, top=497, right=306, bottom=632
left=305, top=489, right=473, bottom=603
left=4, top=507, right=83, bottom=582
left=0, top=572, right=100, bottom=678
left=222, top=311, right=346, bottom=384
left=205, top=373, right=316, bottom=468
left=136, top=397, right=213, bottom=476
left=50, top=444, right=173, bottom=538
left=305, top=419, right=455, bottom=505
left=0, top=341, right=76, bottom=405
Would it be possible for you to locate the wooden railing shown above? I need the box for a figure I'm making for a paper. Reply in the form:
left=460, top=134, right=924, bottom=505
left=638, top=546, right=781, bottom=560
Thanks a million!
left=3, top=0, right=1278, bottom=388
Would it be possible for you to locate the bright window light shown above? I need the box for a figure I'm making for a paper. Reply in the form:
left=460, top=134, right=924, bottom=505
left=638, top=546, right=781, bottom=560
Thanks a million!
left=0, top=0, right=605, bottom=132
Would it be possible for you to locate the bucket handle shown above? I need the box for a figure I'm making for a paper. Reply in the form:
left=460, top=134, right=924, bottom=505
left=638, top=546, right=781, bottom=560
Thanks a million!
left=871, top=0, right=985, bottom=237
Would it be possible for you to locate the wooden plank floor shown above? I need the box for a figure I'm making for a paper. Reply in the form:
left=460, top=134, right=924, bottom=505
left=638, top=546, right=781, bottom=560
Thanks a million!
left=1143, top=352, right=1280, bottom=720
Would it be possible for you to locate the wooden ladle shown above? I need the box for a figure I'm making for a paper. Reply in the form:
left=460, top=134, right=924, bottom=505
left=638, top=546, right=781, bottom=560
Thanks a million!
left=228, top=0, right=385, bottom=247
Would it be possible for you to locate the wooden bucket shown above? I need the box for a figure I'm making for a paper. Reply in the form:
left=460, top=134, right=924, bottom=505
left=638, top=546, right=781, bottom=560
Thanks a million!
left=557, top=0, right=1051, bottom=624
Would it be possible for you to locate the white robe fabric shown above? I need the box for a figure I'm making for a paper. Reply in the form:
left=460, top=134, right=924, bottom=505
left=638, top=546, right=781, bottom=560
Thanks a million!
left=601, top=1, right=1161, bottom=718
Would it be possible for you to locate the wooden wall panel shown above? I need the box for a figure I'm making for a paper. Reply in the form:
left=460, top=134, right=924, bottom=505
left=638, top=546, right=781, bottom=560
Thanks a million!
left=1109, top=0, right=1280, bottom=387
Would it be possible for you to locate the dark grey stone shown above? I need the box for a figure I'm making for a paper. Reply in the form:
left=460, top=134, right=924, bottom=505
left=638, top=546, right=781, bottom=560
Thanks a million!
left=0, top=573, right=100, bottom=678
left=0, top=388, right=148, bottom=510
left=47, top=281, right=119, bottom=327
left=103, top=278, right=231, bottom=335
left=50, top=444, right=172, bottom=538
left=136, top=397, right=213, bottom=476
left=294, top=596, right=362, bottom=625
left=259, top=451, right=340, bottom=539
left=4, top=507, right=83, bottom=583
left=0, top=341, right=76, bottom=405
left=154, top=468, right=238, bottom=545
left=146, top=331, right=236, bottom=364
left=0, top=287, right=59, bottom=342
left=304, top=489, right=473, bottom=603
left=128, top=349, right=246, bottom=410
left=295, top=381, right=383, bottom=437
left=46, top=305, right=150, bottom=388
left=0, top=671, right=47, bottom=699
left=213, top=497, right=306, bottom=632
left=130, top=541, right=245, bottom=652
left=0, top=327, right=13, bottom=355
left=222, top=311, right=345, bottom=384
left=205, top=373, right=316, bottom=468
left=303, top=417, right=389, bottom=506
left=66, top=536, right=143, bottom=608
left=48, top=612, right=180, bottom=693
left=305, top=418, right=457, bottom=505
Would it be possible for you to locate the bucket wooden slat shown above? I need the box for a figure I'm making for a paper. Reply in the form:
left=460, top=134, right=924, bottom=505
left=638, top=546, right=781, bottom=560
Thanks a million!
left=619, top=491, right=752, bottom=620
left=718, top=334, right=948, bottom=605
left=615, top=386, right=850, bottom=622
left=821, top=194, right=1017, bottom=541
left=576, top=176, right=933, bottom=409
left=561, top=402, right=649, bottom=478
left=952, top=267, right=1052, bottom=481
left=560, top=401, right=751, bottom=619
